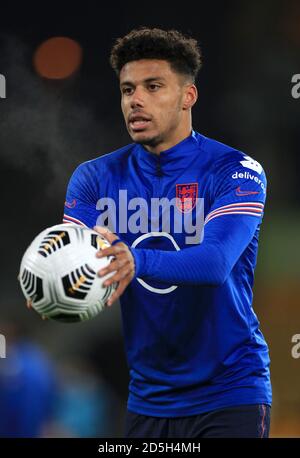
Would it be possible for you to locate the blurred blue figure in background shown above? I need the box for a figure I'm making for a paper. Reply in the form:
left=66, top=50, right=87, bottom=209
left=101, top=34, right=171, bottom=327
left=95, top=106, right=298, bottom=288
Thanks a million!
left=0, top=321, right=57, bottom=437
left=0, top=321, right=121, bottom=437
left=51, top=360, right=115, bottom=437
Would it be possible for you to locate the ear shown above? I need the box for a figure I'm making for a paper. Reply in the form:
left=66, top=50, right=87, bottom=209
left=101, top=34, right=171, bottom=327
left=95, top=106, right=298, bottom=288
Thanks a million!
left=182, top=84, right=198, bottom=110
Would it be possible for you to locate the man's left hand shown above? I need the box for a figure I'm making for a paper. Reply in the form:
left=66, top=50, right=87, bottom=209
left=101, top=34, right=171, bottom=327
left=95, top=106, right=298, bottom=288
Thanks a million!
left=93, top=226, right=135, bottom=307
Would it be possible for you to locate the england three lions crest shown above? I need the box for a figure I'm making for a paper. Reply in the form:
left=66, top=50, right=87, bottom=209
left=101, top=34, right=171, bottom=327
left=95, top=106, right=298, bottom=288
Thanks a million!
left=176, top=183, right=198, bottom=213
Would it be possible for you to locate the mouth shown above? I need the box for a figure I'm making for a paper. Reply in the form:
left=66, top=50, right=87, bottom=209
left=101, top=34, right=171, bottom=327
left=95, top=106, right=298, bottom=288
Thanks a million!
left=128, top=115, right=152, bottom=132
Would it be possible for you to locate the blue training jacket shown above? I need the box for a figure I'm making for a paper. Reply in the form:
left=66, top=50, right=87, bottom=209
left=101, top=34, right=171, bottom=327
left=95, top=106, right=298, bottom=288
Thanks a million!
left=63, top=130, right=272, bottom=417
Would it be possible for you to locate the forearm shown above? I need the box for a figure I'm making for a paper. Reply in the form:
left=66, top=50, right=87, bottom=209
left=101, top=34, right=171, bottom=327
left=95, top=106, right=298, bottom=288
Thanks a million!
left=131, top=242, right=230, bottom=286
left=130, top=215, right=257, bottom=286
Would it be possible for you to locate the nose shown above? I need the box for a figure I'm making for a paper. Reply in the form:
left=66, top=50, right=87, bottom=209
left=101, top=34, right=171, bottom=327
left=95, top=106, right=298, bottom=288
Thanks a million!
left=130, top=85, right=145, bottom=109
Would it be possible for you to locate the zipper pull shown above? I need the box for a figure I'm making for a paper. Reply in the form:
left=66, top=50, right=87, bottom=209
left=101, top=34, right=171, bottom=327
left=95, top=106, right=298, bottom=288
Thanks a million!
left=156, top=158, right=163, bottom=177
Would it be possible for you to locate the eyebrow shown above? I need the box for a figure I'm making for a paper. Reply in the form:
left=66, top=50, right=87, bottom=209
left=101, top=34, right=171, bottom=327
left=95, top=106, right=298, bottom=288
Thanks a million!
left=120, top=77, right=166, bottom=87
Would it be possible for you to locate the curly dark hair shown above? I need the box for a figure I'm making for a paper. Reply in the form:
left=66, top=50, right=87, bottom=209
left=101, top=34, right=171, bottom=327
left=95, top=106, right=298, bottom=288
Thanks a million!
left=109, top=27, right=202, bottom=82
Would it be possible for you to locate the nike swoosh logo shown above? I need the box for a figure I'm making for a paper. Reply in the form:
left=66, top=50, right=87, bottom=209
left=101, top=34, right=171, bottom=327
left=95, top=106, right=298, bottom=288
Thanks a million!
left=65, top=199, right=77, bottom=208
left=235, top=186, right=260, bottom=196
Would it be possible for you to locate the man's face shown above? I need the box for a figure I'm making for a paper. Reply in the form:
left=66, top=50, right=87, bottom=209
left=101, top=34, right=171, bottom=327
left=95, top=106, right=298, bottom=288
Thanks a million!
left=120, top=59, right=188, bottom=149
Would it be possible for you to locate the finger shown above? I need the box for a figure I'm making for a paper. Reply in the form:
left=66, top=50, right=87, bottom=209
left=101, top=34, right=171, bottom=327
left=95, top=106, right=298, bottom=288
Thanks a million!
left=93, top=225, right=112, bottom=236
left=107, top=277, right=131, bottom=306
left=96, top=244, right=127, bottom=259
left=26, top=299, right=32, bottom=309
left=98, top=257, right=130, bottom=277
left=103, top=265, right=133, bottom=287
left=93, top=226, right=119, bottom=244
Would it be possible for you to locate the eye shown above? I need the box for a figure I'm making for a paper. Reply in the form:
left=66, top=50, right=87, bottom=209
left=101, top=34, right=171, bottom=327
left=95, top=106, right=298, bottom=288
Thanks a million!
left=122, top=87, right=134, bottom=95
left=148, top=83, right=160, bottom=91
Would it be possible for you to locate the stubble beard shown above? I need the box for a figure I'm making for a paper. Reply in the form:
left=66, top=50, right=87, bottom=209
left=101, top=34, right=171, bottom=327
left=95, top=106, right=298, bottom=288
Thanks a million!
left=138, top=133, right=164, bottom=149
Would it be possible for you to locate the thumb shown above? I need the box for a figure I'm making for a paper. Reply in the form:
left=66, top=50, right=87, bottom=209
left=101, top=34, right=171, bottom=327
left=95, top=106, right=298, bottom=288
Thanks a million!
left=93, top=225, right=119, bottom=244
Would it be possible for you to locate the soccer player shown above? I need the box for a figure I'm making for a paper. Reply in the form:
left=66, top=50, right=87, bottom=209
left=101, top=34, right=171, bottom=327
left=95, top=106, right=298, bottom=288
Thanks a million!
left=63, top=28, right=272, bottom=438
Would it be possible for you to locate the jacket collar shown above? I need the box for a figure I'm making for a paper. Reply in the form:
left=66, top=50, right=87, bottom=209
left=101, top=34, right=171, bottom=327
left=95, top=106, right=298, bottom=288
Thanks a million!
left=133, top=130, right=202, bottom=176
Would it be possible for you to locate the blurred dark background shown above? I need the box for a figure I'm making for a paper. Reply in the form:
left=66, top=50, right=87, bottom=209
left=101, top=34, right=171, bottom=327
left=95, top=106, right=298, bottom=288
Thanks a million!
left=0, top=0, right=299, bottom=437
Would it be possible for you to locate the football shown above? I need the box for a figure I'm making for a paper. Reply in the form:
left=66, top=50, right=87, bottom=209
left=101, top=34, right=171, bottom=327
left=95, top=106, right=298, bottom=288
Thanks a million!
left=18, top=223, right=117, bottom=322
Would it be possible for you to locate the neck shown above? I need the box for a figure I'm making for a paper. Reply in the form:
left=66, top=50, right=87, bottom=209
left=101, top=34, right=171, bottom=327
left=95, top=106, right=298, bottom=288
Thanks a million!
left=144, top=122, right=192, bottom=155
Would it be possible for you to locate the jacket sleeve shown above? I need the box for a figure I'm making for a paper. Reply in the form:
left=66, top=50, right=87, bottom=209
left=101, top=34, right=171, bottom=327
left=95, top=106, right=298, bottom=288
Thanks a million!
left=62, top=161, right=100, bottom=228
left=131, top=153, right=267, bottom=286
